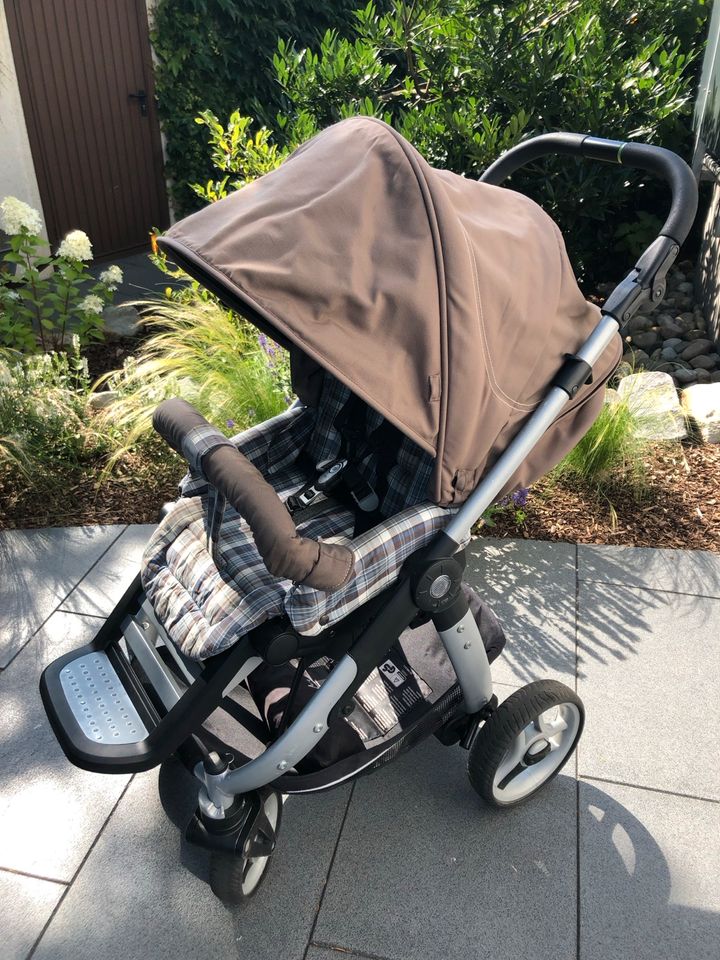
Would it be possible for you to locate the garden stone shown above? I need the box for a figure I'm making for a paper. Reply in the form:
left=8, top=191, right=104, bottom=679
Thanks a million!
left=658, top=319, right=684, bottom=338
left=711, top=372, right=720, bottom=383
left=681, top=339, right=713, bottom=361
left=103, top=304, right=140, bottom=338
left=616, top=371, right=687, bottom=440
left=604, top=388, right=620, bottom=406
left=626, top=315, right=652, bottom=335
left=676, top=280, right=694, bottom=295
left=674, top=295, right=693, bottom=311
left=87, top=389, right=118, bottom=411
left=631, top=331, right=659, bottom=350
left=660, top=347, right=677, bottom=362
left=663, top=338, right=683, bottom=350
left=669, top=270, right=686, bottom=287
left=689, top=354, right=718, bottom=370
left=673, top=368, right=698, bottom=385
left=650, top=348, right=662, bottom=361
left=696, top=369, right=712, bottom=383
left=651, top=362, right=676, bottom=374
left=684, top=328, right=707, bottom=341
left=681, top=384, right=720, bottom=442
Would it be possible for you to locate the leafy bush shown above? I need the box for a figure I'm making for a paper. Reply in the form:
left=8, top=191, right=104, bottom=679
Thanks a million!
left=0, top=340, right=110, bottom=492
left=185, top=0, right=707, bottom=282
left=97, top=297, right=291, bottom=458
left=150, top=0, right=359, bottom=214
left=0, top=196, right=121, bottom=352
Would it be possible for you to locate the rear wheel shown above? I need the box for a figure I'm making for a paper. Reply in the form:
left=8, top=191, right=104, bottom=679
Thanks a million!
left=209, top=790, right=283, bottom=904
left=468, top=680, right=583, bottom=808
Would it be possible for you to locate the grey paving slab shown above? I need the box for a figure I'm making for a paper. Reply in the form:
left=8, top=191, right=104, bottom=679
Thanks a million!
left=0, top=868, right=65, bottom=960
left=0, top=525, right=124, bottom=667
left=466, top=537, right=577, bottom=685
left=579, top=779, right=720, bottom=960
left=59, top=524, right=156, bottom=617
left=34, top=761, right=351, bottom=960
left=578, top=543, right=720, bottom=597
left=315, top=736, right=577, bottom=960
left=0, top=612, right=130, bottom=880
left=577, top=581, right=720, bottom=799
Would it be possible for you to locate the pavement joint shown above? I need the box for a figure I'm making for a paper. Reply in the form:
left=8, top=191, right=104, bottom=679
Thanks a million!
left=1, top=525, right=128, bottom=672
left=0, top=865, right=68, bottom=887
left=27, top=775, right=135, bottom=960
left=302, top=782, right=357, bottom=960
left=311, top=942, right=396, bottom=960
left=578, top=773, right=720, bottom=805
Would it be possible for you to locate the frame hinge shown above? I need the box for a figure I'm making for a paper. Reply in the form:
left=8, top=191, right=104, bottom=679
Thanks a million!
left=552, top=354, right=593, bottom=398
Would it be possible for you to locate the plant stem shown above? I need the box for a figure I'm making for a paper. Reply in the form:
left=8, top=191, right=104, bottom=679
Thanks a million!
left=23, top=242, right=46, bottom=352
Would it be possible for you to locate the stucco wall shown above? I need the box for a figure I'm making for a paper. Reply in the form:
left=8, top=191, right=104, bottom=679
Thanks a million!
left=0, top=8, right=46, bottom=234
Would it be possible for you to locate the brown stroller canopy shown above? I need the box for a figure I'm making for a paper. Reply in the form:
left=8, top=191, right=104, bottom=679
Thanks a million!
left=159, top=117, right=622, bottom=506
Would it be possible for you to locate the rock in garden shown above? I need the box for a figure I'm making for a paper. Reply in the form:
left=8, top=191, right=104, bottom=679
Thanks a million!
left=696, top=370, right=712, bottom=383
left=674, top=368, right=697, bottom=385
left=690, top=354, right=718, bottom=370
left=676, top=281, right=694, bottom=296
left=711, top=372, right=720, bottom=383
left=659, top=319, right=684, bottom=338
left=626, top=315, right=652, bottom=335
left=681, top=339, right=714, bottom=361
left=652, top=362, right=676, bottom=374
left=684, top=328, right=707, bottom=341
left=681, top=384, right=720, bottom=442
left=103, top=305, right=140, bottom=338
left=650, top=348, right=662, bottom=361
left=87, top=390, right=118, bottom=411
left=632, top=331, right=659, bottom=350
left=660, top=347, right=677, bottom=362
left=617, top=371, right=687, bottom=440
left=663, top=338, right=683, bottom=350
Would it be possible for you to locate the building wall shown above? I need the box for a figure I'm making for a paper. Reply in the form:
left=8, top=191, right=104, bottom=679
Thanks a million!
left=0, top=7, right=47, bottom=233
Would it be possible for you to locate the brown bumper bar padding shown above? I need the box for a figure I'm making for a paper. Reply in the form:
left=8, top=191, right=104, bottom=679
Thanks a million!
left=152, top=398, right=354, bottom=591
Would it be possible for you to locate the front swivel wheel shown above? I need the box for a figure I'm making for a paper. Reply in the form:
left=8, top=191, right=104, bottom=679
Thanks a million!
left=209, top=789, right=283, bottom=903
left=468, top=679, right=584, bottom=808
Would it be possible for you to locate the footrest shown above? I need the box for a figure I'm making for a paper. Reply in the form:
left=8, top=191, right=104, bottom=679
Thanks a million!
left=40, top=639, right=162, bottom=773
left=59, top=652, right=149, bottom=745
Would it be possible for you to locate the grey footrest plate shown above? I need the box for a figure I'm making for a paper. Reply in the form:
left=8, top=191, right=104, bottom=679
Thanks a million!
left=59, top=652, right=149, bottom=744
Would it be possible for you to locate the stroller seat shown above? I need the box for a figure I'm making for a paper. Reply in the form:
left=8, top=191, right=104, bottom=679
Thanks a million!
left=141, top=381, right=449, bottom=661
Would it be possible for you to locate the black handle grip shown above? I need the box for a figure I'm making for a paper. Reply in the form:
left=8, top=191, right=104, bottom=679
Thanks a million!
left=153, top=399, right=353, bottom=592
left=480, top=132, right=698, bottom=245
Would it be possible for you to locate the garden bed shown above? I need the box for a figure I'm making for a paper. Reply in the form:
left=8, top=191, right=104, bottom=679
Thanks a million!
left=478, top=441, right=720, bottom=552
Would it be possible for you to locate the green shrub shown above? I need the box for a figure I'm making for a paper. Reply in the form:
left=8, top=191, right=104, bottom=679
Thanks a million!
left=183, top=0, right=707, bottom=282
left=0, top=196, right=121, bottom=352
left=0, top=340, right=110, bottom=492
left=150, top=0, right=360, bottom=214
left=97, top=297, right=291, bottom=458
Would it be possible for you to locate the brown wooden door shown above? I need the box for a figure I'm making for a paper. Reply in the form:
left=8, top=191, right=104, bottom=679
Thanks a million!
left=5, top=0, right=169, bottom=257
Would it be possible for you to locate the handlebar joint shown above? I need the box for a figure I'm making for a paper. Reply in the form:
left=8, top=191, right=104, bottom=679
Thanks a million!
left=601, top=235, right=679, bottom=331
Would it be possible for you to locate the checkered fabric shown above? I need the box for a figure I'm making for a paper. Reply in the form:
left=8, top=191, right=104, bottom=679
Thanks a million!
left=141, top=374, right=449, bottom=660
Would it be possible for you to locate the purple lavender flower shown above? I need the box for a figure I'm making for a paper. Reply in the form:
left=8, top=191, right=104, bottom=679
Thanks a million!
left=226, top=419, right=235, bottom=429
left=512, top=487, right=529, bottom=508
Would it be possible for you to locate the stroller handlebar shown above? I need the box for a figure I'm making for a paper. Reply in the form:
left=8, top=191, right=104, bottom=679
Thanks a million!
left=479, top=131, right=697, bottom=247
left=152, top=398, right=354, bottom=593
left=480, top=131, right=698, bottom=329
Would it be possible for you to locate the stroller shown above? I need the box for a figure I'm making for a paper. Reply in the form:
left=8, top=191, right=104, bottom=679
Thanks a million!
left=40, top=118, right=696, bottom=903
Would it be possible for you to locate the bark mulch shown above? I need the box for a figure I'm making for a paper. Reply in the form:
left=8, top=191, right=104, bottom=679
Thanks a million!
left=478, top=441, right=720, bottom=553
left=0, top=449, right=181, bottom=530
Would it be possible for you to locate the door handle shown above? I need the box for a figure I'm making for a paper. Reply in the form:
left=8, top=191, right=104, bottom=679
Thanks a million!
left=128, top=89, right=147, bottom=117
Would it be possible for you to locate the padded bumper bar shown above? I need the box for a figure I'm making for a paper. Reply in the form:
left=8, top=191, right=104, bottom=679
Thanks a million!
left=153, top=398, right=354, bottom=591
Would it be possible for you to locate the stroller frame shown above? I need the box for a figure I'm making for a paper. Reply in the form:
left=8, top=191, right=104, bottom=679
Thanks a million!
left=40, top=132, right=696, bottom=891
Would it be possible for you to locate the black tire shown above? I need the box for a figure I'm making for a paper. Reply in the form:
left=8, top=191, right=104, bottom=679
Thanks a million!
left=468, top=679, right=584, bottom=809
left=208, top=792, right=283, bottom=904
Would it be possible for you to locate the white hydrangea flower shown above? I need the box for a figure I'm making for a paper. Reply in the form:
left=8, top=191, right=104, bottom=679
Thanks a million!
left=99, top=264, right=123, bottom=290
left=57, top=229, right=93, bottom=261
left=79, top=294, right=104, bottom=315
left=0, top=196, right=43, bottom=235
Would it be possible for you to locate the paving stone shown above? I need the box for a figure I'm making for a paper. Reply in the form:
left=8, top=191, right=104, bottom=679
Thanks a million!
left=0, top=525, right=124, bottom=667
left=577, top=582, right=720, bottom=799
left=579, top=780, right=720, bottom=960
left=0, top=612, right=130, bottom=880
left=466, top=538, right=577, bottom=685
left=681, top=383, right=720, bottom=443
left=60, top=524, right=156, bottom=617
left=33, top=761, right=352, bottom=960
left=616, top=371, right=687, bottom=440
left=0, top=869, right=65, bottom=960
left=307, top=949, right=369, bottom=960
left=578, top=543, right=720, bottom=597
left=315, top=737, right=577, bottom=960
